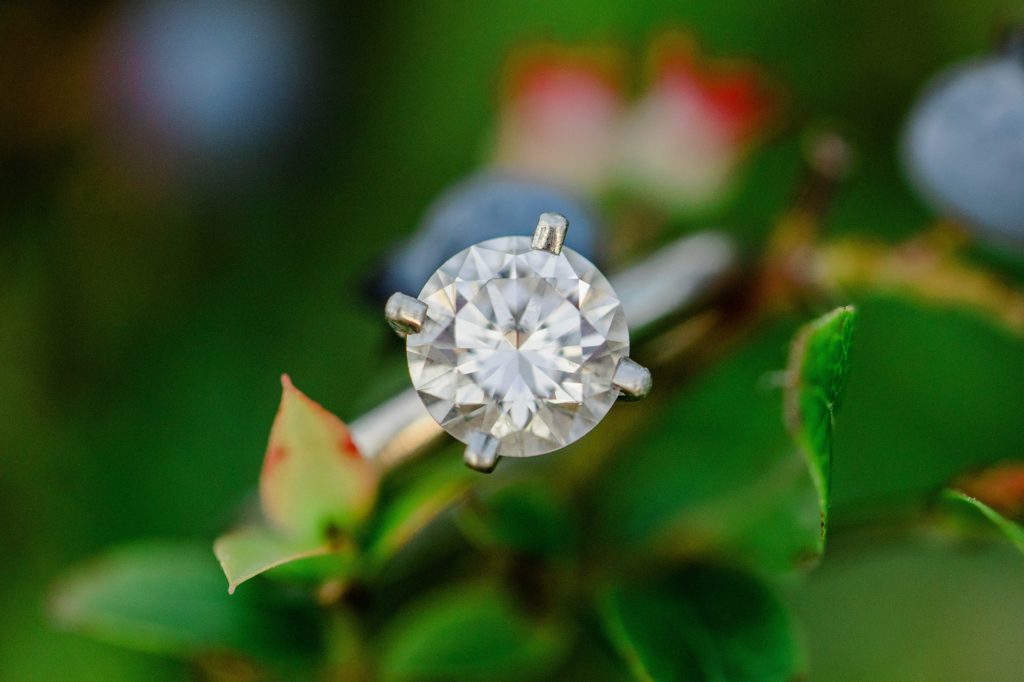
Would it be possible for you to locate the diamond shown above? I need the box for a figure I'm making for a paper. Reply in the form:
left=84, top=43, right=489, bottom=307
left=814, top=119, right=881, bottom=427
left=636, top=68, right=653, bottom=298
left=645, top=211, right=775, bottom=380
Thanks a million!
left=406, top=236, right=629, bottom=457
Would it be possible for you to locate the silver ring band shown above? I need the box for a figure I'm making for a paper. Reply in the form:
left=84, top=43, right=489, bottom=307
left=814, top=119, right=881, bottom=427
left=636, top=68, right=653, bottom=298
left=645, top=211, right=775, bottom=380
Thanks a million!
left=350, top=230, right=738, bottom=466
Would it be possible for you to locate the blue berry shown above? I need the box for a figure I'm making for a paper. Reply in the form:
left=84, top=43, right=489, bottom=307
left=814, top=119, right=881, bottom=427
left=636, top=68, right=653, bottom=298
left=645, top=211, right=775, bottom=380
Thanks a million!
left=903, top=54, right=1024, bottom=246
left=374, top=173, right=604, bottom=298
left=106, top=0, right=310, bottom=158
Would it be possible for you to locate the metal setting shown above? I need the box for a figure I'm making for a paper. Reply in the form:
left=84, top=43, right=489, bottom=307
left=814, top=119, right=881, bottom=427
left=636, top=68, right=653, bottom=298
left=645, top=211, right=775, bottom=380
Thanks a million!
left=384, top=292, right=428, bottom=336
left=612, top=357, right=653, bottom=401
left=530, top=211, right=569, bottom=254
left=464, top=431, right=500, bottom=473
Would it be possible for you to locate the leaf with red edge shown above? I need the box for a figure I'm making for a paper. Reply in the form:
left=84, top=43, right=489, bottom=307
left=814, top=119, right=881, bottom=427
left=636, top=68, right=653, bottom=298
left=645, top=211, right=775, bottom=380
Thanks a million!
left=943, top=490, right=1024, bottom=554
left=493, top=45, right=625, bottom=192
left=944, top=463, right=1024, bottom=555
left=953, top=462, right=1024, bottom=519
left=646, top=31, right=778, bottom=143
left=259, top=375, right=378, bottom=541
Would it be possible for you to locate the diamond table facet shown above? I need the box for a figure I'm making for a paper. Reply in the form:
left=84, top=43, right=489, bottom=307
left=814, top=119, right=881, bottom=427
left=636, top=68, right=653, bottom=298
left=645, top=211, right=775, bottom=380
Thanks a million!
left=406, top=236, right=629, bottom=457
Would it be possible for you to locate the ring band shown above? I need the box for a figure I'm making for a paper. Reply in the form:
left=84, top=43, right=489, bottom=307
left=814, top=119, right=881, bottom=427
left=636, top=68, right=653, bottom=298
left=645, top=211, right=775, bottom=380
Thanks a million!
left=351, top=229, right=737, bottom=467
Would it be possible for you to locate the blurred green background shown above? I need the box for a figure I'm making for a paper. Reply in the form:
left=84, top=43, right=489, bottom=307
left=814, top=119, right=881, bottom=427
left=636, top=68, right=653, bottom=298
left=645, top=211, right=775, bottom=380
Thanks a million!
left=2, top=1, right=1023, bottom=679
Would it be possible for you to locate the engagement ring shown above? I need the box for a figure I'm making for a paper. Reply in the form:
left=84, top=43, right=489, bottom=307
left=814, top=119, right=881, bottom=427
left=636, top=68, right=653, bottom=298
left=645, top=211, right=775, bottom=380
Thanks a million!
left=355, top=218, right=736, bottom=471
left=384, top=213, right=652, bottom=472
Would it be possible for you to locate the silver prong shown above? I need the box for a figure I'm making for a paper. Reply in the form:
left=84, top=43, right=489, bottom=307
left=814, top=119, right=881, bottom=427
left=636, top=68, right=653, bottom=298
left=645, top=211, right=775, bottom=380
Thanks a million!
left=531, top=212, right=569, bottom=255
left=464, top=430, right=500, bottom=473
left=385, top=292, right=428, bottom=337
left=613, top=358, right=652, bottom=401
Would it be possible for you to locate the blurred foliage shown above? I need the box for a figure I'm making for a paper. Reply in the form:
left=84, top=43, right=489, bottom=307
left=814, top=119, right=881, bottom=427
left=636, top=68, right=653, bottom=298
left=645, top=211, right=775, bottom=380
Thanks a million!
left=51, top=307, right=854, bottom=679
left=378, top=583, right=570, bottom=682
left=50, top=543, right=321, bottom=666
left=2, top=0, right=1024, bottom=680
left=597, top=565, right=802, bottom=681
left=791, top=536, right=1024, bottom=681
left=591, top=308, right=856, bottom=573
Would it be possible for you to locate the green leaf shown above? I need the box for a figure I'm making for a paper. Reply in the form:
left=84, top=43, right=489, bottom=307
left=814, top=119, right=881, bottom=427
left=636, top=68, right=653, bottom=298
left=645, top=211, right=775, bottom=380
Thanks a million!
left=50, top=542, right=319, bottom=661
left=260, top=375, right=379, bottom=541
left=784, top=305, right=857, bottom=547
left=597, top=565, right=803, bottom=682
left=213, top=525, right=354, bottom=594
left=378, top=583, right=569, bottom=682
left=942, top=490, right=1024, bottom=554
left=362, top=455, right=475, bottom=566
left=457, top=478, right=576, bottom=557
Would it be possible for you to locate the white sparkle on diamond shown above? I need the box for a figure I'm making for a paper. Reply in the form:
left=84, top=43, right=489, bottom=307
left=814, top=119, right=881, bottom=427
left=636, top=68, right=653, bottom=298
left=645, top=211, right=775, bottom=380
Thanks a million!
left=406, top=236, right=629, bottom=457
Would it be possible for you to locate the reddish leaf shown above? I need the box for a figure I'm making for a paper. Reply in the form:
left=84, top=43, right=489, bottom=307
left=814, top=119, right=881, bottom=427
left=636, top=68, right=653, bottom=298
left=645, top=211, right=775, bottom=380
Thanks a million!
left=647, top=31, right=778, bottom=143
left=259, top=375, right=378, bottom=541
left=953, top=463, right=1024, bottom=520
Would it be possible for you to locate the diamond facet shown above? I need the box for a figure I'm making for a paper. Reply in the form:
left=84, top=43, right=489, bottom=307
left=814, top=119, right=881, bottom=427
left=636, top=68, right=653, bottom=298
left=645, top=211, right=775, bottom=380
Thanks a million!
left=406, top=236, right=629, bottom=457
